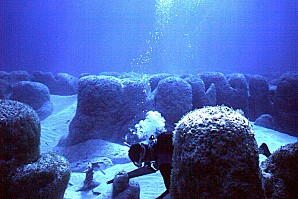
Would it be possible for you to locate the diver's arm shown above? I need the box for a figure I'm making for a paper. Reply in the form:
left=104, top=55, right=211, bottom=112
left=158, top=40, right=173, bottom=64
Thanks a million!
left=127, top=165, right=157, bottom=178
left=106, top=165, right=157, bottom=184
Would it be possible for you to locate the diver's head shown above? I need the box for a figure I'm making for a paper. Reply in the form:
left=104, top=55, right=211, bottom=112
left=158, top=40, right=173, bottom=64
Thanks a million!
left=128, top=143, right=146, bottom=167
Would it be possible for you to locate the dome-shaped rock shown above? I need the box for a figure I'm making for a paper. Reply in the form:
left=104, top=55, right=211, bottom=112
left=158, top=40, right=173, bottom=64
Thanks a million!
left=0, top=99, right=40, bottom=165
left=171, top=106, right=264, bottom=198
left=10, top=81, right=53, bottom=120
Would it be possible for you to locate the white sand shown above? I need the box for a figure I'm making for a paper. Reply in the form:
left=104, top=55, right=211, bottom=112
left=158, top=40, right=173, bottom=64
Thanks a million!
left=40, top=95, right=78, bottom=153
left=40, top=95, right=297, bottom=199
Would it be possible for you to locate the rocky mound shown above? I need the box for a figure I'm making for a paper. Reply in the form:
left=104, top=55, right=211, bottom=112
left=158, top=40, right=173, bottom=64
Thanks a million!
left=60, top=75, right=149, bottom=146
left=0, top=100, right=70, bottom=199
left=10, top=81, right=53, bottom=120
left=260, top=141, right=298, bottom=199
left=154, top=76, right=193, bottom=131
left=171, top=106, right=264, bottom=198
left=200, top=72, right=249, bottom=115
left=272, top=73, right=298, bottom=136
left=31, top=71, right=78, bottom=95
left=0, top=99, right=40, bottom=165
left=246, top=75, right=270, bottom=121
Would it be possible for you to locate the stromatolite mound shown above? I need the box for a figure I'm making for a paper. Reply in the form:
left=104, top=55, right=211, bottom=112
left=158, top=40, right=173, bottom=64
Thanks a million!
left=61, top=75, right=148, bottom=146
left=0, top=100, right=70, bottom=199
left=171, top=106, right=264, bottom=198
left=0, top=99, right=40, bottom=165
left=154, top=76, right=193, bottom=130
left=272, top=73, right=298, bottom=136
left=10, top=81, right=53, bottom=120
left=260, top=142, right=298, bottom=199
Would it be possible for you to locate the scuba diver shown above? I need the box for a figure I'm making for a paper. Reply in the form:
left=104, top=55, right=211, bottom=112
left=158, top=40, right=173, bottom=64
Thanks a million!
left=107, top=131, right=173, bottom=199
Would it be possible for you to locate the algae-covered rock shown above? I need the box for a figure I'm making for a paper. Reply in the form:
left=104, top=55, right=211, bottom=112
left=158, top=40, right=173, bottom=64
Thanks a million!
left=10, top=81, right=53, bottom=120
left=0, top=99, right=40, bottom=165
left=260, top=142, right=298, bottom=199
left=0, top=79, right=12, bottom=99
left=0, top=70, right=31, bottom=85
left=255, top=114, right=274, bottom=129
left=171, top=106, right=264, bottom=198
left=272, top=73, right=298, bottom=136
left=148, top=73, right=173, bottom=91
left=200, top=72, right=249, bottom=115
left=0, top=100, right=70, bottom=199
left=63, top=75, right=149, bottom=146
left=31, top=71, right=78, bottom=95
left=1, top=152, right=70, bottom=199
left=246, top=74, right=270, bottom=121
left=154, top=76, right=192, bottom=130
left=183, top=75, right=209, bottom=109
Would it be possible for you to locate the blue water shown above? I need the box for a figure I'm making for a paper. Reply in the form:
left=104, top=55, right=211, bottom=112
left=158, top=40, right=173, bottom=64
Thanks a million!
left=2, top=0, right=297, bottom=77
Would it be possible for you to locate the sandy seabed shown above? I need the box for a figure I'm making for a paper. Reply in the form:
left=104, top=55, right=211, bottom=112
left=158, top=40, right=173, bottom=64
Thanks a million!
left=40, top=95, right=297, bottom=199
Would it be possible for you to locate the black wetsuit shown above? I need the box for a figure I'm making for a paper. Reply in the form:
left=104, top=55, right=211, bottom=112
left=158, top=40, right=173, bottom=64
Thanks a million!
left=125, top=132, right=174, bottom=199
left=154, top=132, right=174, bottom=198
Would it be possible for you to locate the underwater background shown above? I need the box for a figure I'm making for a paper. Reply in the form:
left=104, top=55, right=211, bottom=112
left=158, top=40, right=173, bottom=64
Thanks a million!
left=2, top=0, right=297, bottom=76
left=1, top=1, right=298, bottom=198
